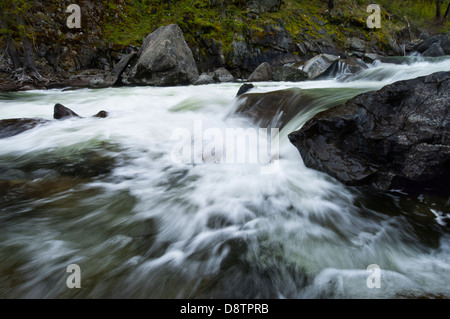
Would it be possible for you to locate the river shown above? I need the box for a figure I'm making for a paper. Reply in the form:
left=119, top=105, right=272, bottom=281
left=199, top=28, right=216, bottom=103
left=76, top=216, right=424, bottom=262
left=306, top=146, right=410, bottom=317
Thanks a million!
left=0, top=56, right=449, bottom=298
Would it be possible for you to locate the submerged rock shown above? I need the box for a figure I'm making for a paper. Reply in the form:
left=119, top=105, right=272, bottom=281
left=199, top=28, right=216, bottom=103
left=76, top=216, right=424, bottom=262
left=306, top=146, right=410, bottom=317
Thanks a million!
left=54, top=103, right=108, bottom=120
left=233, top=88, right=315, bottom=128
left=0, top=118, right=49, bottom=139
left=0, top=177, right=86, bottom=204
left=93, top=110, right=109, bottom=118
left=0, top=104, right=108, bottom=139
left=288, top=71, right=450, bottom=194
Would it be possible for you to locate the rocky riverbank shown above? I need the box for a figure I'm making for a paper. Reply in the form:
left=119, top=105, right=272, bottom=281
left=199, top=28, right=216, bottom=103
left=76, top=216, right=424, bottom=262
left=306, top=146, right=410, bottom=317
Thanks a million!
left=1, top=0, right=448, bottom=92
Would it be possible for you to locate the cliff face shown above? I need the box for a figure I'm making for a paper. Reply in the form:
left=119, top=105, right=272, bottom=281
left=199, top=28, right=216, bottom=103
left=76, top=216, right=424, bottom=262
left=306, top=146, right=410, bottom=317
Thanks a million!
left=0, top=0, right=434, bottom=89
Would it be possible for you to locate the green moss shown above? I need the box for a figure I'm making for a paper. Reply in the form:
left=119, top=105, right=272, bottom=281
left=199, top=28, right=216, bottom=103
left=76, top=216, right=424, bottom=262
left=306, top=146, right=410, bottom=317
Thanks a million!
left=100, top=0, right=445, bottom=59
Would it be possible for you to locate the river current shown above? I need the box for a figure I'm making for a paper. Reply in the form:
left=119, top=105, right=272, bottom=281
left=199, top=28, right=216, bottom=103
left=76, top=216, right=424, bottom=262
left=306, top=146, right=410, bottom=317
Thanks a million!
left=0, top=56, right=449, bottom=298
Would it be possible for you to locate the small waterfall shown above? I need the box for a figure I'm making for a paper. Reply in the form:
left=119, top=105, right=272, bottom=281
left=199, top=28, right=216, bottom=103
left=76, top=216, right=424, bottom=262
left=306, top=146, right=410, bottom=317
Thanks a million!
left=400, top=44, right=406, bottom=56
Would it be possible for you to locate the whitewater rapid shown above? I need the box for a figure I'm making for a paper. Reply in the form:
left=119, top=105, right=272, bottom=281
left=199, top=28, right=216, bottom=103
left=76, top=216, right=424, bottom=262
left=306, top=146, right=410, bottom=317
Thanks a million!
left=0, top=56, right=449, bottom=298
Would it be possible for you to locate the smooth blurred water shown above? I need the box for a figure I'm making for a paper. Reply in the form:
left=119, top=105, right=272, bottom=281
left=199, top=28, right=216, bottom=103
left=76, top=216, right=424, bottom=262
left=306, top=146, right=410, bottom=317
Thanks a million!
left=0, top=56, right=449, bottom=298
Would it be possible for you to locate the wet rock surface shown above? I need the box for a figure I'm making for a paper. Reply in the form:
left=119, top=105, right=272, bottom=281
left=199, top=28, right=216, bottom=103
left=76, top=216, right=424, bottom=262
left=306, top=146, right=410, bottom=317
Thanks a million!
left=288, top=71, right=450, bottom=194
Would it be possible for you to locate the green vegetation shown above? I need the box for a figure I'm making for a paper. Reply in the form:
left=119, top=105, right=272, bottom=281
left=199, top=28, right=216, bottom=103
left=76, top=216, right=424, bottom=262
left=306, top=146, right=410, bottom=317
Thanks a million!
left=104, top=0, right=398, bottom=55
left=1, top=0, right=448, bottom=79
left=378, top=0, right=449, bottom=32
left=101, top=0, right=448, bottom=61
left=0, top=0, right=39, bottom=77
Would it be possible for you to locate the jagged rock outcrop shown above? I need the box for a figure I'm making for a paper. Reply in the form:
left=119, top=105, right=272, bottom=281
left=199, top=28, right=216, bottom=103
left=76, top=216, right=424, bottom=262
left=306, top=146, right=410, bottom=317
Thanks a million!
left=288, top=71, right=450, bottom=194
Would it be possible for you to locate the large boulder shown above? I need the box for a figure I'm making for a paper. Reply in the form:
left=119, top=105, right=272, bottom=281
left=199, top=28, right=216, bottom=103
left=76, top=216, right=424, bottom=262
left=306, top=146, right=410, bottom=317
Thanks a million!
left=302, top=54, right=340, bottom=80
left=213, top=67, right=234, bottom=82
left=248, top=62, right=273, bottom=81
left=415, top=36, right=440, bottom=53
left=415, top=35, right=450, bottom=55
left=423, top=43, right=445, bottom=57
left=53, top=103, right=80, bottom=119
left=123, top=24, right=199, bottom=86
left=288, top=71, right=450, bottom=194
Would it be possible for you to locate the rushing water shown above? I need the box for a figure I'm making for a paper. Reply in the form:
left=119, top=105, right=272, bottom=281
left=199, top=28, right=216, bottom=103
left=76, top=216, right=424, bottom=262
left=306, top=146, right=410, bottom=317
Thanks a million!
left=0, top=56, right=450, bottom=299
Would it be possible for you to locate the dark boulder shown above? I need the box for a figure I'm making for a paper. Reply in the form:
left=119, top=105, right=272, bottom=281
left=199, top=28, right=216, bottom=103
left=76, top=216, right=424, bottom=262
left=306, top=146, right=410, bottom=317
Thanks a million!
left=0, top=105, right=108, bottom=139
left=0, top=118, right=49, bottom=139
left=54, top=103, right=81, bottom=119
left=54, top=104, right=108, bottom=119
left=423, top=43, right=445, bottom=57
left=415, top=35, right=450, bottom=55
left=288, top=71, right=450, bottom=194
left=93, top=110, right=109, bottom=118
left=415, top=36, right=440, bottom=53
left=102, top=52, right=137, bottom=87
left=236, top=83, right=255, bottom=97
